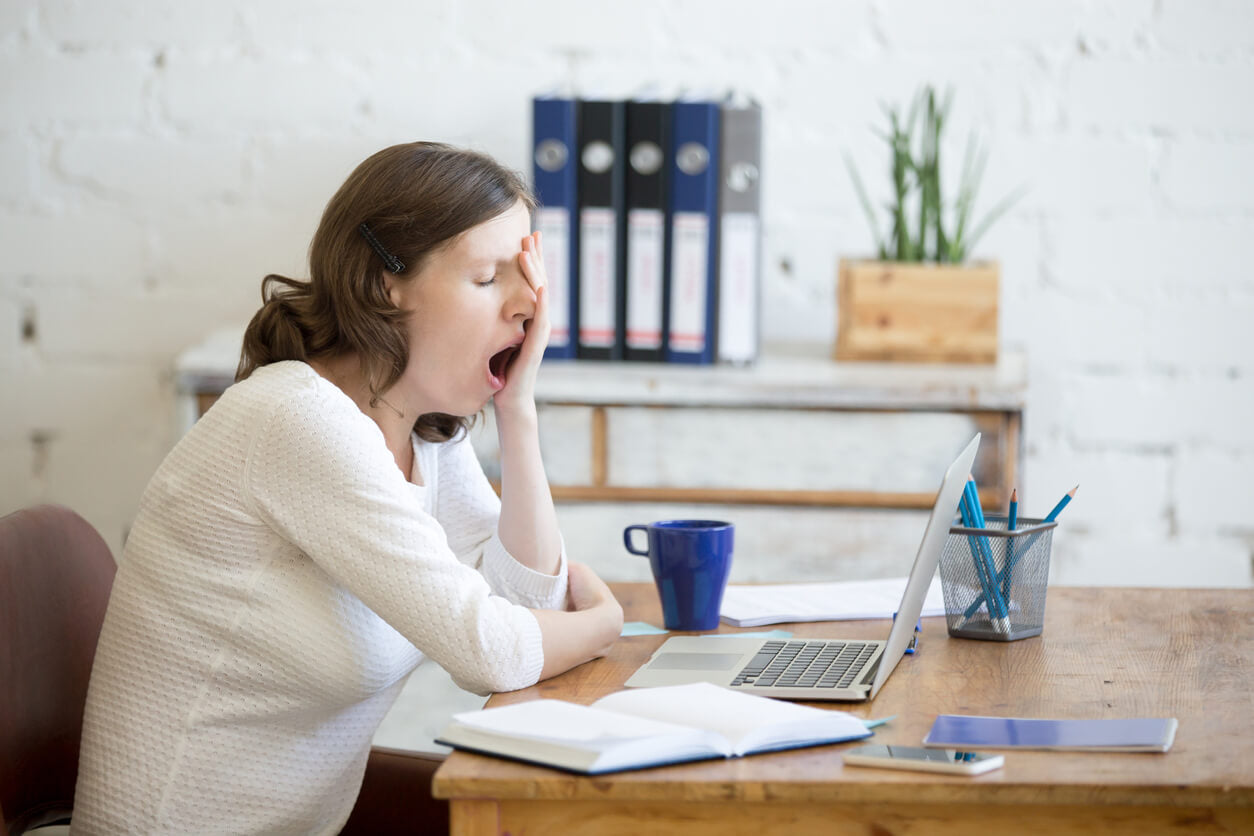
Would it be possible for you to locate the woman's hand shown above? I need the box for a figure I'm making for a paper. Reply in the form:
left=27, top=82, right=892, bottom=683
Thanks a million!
left=567, top=562, right=623, bottom=616
left=531, top=562, right=622, bottom=679
left=566, top=562, right=623, bottom=655
left=493, top=231, right=550, bottom=419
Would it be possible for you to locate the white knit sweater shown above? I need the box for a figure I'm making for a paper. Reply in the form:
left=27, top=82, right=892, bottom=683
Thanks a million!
left=73, top=361, right=567, bottom=835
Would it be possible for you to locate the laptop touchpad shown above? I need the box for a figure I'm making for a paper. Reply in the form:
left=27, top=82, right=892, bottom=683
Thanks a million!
left=648, top=653, right=742, bottom=671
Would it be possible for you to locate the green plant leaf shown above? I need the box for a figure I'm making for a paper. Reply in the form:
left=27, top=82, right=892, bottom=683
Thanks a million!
left=843, top=152, right=885, bottom=257
left=847, top=84, right=1025, bottom=264
left=962, top=183, right=1029, bottom=259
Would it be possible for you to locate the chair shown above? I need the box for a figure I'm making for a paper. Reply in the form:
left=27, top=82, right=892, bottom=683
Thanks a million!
left=0, top=505, right=448, bottom=835
left=0, top=505, right=116, bottom=835
left=340, top=746, right=449, bottom=835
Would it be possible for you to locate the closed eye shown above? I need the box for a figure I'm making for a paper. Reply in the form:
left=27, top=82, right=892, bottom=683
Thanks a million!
left=475, top=275, right=497, bottom=287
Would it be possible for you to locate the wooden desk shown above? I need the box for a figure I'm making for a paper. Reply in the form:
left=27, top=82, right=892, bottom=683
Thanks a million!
left=433, top=584, right=1253, bottom=835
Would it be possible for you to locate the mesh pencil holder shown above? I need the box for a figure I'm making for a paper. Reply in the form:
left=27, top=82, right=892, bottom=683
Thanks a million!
left=938, top=515, right=1056, bottom=642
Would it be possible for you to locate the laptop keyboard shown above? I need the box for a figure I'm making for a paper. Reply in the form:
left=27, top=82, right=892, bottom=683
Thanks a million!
left=730, top=640, right=876, bottom=690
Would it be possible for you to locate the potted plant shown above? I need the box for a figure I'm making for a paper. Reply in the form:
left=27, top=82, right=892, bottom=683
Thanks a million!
left=836, top=86, right=1024, bottom=364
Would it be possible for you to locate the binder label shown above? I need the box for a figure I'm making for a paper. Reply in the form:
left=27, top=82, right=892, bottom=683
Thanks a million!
left=626, top=209, right=665, bottom=349
left=718, top=212, right=759, bottom=362
left=669, top=212, right=710, bottom=353
left=579, top=207, right=617, bottom=348
left=536, top=207, right=572, bottom=345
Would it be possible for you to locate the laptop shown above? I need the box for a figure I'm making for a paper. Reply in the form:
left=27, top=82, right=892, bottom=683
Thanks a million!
left=624, top=433, right=980, bottom=702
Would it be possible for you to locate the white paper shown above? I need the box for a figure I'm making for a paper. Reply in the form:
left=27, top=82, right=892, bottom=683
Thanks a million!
left=535, top=207, right=571, bottom=345
left=594, top=682, right=867, bottom=755
left=452, top=699, right=691, bottom=745
left=668, top=212, right=709, bottom=352
left=717, top=211, right=759, bottom=362
left=579, top=207, right=617, bottom=348
left=625, top=208, right=665, bottom=349
left=719, top=576, right=946, bottom=627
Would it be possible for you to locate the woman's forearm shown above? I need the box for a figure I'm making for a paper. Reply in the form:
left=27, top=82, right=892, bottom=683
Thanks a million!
left=495, top=404, right=562, bottom=576
left=530, top=604, right=622, bottom=680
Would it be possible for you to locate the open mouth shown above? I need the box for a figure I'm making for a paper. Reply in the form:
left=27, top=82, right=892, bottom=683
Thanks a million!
left=488, top=344, right=520, bottom=387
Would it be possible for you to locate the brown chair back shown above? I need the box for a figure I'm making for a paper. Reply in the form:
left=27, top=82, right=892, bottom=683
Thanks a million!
left=341, top=746, right=449, bottom=835
left=0, top=505, right=116, bottom=835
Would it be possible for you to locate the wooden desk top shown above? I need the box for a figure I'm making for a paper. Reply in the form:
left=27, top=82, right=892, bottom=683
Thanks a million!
left=433, top=585, right=1253, bottom=810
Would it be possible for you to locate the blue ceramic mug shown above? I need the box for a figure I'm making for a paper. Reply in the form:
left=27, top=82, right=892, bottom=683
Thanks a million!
left=623, top=520, right=735, bottom=631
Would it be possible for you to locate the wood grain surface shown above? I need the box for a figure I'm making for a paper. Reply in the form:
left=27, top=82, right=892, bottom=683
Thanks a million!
left=434, top=584, right=1253, bottom=834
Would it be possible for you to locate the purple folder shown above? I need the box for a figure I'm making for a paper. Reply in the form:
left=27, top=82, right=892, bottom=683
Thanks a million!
left=923, top=715, right=1178, bottom=752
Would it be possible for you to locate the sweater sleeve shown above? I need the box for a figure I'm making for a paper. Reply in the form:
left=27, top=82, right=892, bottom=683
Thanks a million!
left=434, top=434, right=569, bottom=611
left=243, top=387, right=544, bottom=696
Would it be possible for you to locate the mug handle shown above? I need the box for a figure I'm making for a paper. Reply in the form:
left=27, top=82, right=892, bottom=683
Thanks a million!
left=623, top=525, right=650, bottom=556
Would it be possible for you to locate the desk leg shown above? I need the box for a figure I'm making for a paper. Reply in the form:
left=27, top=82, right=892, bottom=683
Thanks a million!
left=448, top=799, right=498, bottom=836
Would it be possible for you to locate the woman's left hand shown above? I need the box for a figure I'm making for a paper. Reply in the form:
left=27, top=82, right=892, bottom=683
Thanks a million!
left=494, top=231, right=550, bottom=418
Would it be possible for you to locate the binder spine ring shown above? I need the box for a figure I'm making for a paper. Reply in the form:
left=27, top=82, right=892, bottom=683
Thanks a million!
left=535, top=139, right=569, bottom=172
left=582, top=141, right=615, bottom=174
left=676, top=142, right=710, bottom=175
left=630, top=142, right=663, bottom=175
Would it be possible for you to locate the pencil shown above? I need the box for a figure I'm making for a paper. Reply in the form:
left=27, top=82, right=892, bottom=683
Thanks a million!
left=1045, top=485, right=1078, bottom=522
left=961, top=482, right=1015, bottom=625
left=966, top=477, right=1003, bottom=610
left=1002, top=488, right=1018, bottom=602
left=1004, top=485, right=1078, bottom=591
left=963, top=476, right=1009, bottom=629
left=959, top=491, right=999, bottom=620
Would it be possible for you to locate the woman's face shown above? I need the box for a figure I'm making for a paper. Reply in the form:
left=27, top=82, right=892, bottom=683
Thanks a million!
left=386, top=198, right=535, bottom=417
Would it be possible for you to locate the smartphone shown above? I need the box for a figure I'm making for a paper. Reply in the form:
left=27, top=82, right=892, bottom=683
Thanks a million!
left=842, top=744, right=1004, bottom=776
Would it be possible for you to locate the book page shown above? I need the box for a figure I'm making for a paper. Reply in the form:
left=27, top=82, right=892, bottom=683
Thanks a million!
left=452, top=699, right=697, bottom=748
left=593, top=682, right=868, bottom=755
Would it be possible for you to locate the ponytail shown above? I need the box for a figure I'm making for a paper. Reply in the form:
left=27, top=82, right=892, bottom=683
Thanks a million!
left=236, top=274, right=314, bottom=382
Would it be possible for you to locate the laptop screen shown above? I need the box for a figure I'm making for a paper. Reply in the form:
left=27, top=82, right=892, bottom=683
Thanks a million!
left=868, top=433, right=980, bottom=697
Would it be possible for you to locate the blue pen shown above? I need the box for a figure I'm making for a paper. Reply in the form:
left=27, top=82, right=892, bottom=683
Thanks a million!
left=893, top=611, right=922, bottom=654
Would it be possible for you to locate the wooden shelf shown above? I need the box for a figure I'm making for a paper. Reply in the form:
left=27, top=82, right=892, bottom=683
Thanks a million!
left=176, top=330, right=1026, bottom=512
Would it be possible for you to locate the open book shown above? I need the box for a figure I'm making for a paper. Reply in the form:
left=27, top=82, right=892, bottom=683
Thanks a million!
left=436, top=682, right=873, bottom=774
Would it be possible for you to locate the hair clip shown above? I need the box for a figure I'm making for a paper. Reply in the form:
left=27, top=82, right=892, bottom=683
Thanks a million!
left=358, top=222, right=406, bottom=274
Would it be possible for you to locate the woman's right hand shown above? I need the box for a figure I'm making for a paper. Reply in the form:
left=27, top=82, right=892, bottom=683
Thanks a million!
left=567, top=562, right=623, bottom=631
left=493, top=231, right=550, bottom=421
left=532, top=563, right=623, bottom=679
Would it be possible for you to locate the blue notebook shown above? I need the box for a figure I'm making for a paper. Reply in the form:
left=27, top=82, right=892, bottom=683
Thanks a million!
left=923, top=715, right=1178, bottom=753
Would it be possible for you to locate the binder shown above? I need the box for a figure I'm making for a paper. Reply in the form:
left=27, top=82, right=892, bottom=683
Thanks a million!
left=576, top=99, right=627, bottom=360
left=666, top=98, right=721, bottom=364
left=531, top=95, right=580, bottom=360
left=716, top=98, right=762, bottom=365
left=623, top=99, right=671, bottom=362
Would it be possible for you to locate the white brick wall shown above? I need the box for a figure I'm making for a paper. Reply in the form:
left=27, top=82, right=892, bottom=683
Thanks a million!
left=2, top=0, right=1251, bottom=588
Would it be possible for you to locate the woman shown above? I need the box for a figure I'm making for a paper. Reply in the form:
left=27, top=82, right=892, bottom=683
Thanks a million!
left=74, top=143, right=624, bottom=834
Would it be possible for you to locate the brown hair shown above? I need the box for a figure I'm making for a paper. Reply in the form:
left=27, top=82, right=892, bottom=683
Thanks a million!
left=237, top=142, right=535, bottom=441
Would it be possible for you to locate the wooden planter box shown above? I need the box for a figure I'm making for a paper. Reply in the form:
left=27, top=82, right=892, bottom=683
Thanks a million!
left=835, top=259, right=999, bottom=364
